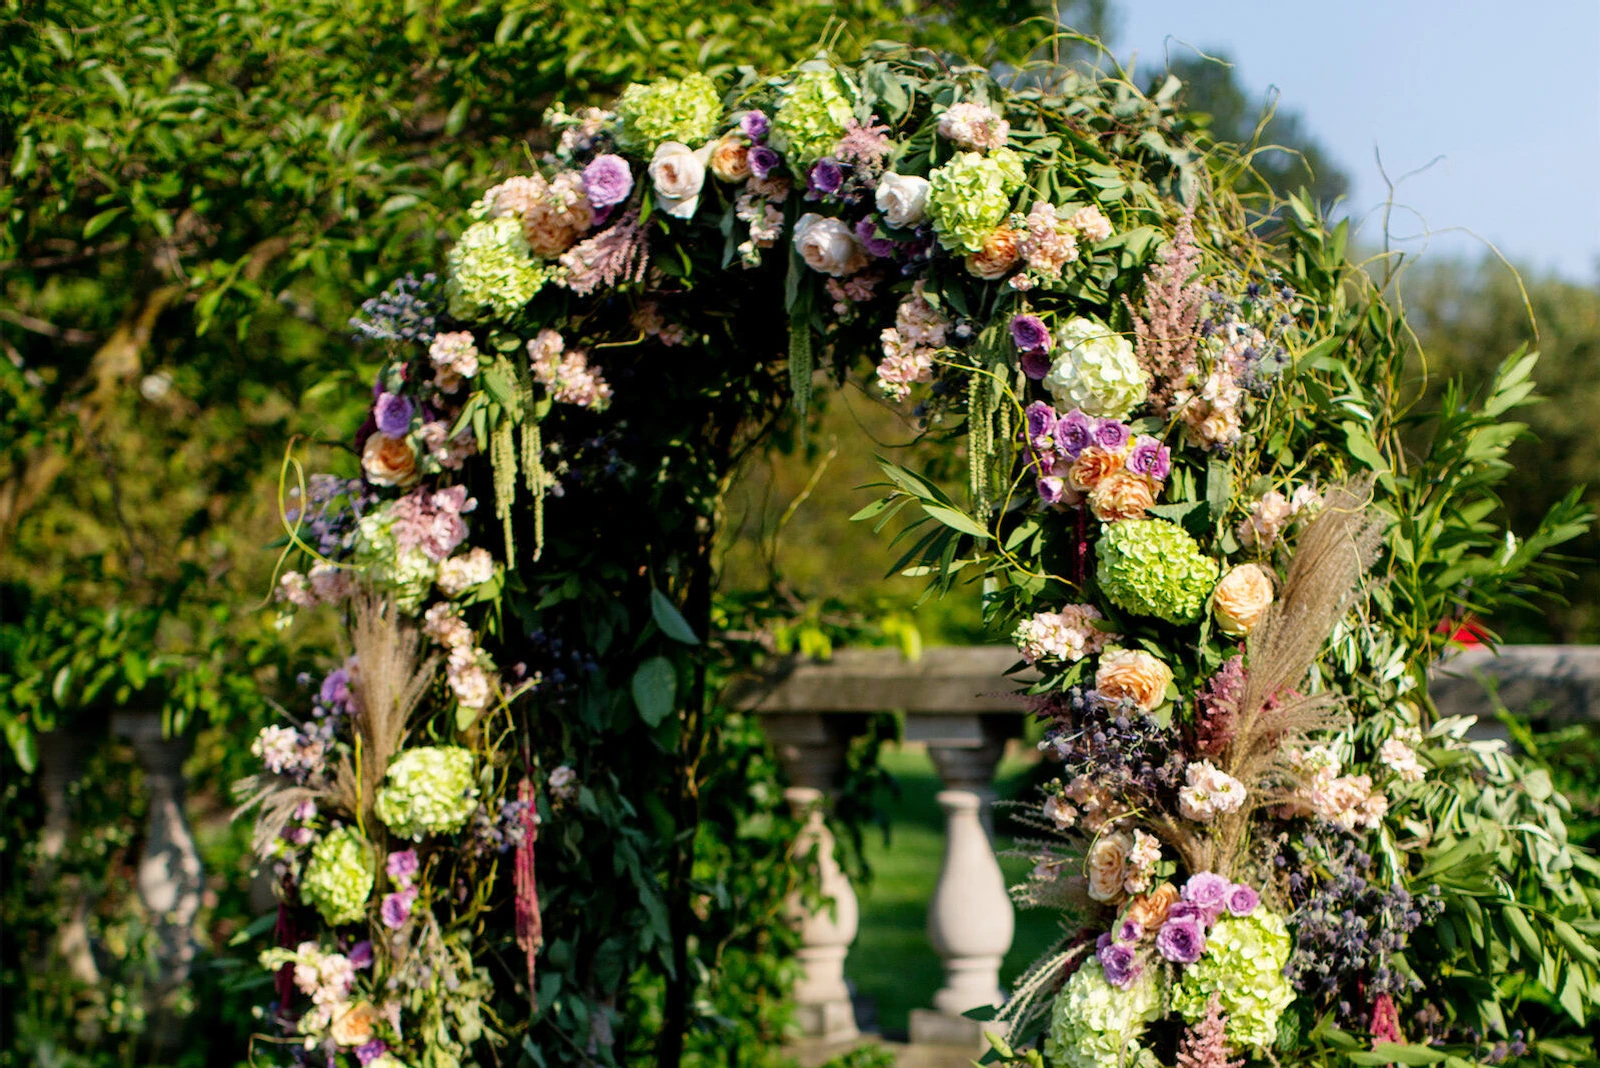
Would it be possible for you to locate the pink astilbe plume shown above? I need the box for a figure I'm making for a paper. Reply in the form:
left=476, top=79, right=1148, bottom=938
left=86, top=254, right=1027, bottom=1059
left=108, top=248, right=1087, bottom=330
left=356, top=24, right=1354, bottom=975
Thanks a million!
left=1125, top=207, right=1205, bottom=411
left=514, top=777, right=543, bottom=1009
left=558, top=209, right=649, bottom=296
left=1177, top=994, right=1244, bottom=1068
left=1194, top=655, right=1244, bottom=757
left=1369, top=992, right=1403, bottom=1045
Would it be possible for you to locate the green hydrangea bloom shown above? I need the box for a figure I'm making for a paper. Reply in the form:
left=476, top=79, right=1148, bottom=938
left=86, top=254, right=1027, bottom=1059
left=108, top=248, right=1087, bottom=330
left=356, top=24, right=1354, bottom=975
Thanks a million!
left=926, top=151, right=1025, bottom=253
left=1043, top=317, right=1148, bottom=419
left=445, top=216, right=552, bottom=320
left=1173, top=910, right=1296, bottom=1051
left=770, top=68, right=854, bottom=169
left=301, top=827, right=375, bottom=926
left=374, top=746, right=480, bottom=841
left=1045, top=958, right=1165, bottom=1068
left=1097, top=519, right=1220, bottom=624
left=614, top=72, right=721, bottom=153
left=354, top=509, right=437, bottom=614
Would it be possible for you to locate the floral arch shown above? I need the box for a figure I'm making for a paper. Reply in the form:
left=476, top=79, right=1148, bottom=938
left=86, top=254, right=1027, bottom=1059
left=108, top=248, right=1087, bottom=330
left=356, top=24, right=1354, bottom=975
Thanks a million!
left=243, top=40, right=1594, bottom=1068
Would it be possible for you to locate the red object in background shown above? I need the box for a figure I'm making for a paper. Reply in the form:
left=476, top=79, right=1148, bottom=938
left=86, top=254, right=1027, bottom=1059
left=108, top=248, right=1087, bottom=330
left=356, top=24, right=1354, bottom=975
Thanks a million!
left=1436, top=616, right=1489, bottom=646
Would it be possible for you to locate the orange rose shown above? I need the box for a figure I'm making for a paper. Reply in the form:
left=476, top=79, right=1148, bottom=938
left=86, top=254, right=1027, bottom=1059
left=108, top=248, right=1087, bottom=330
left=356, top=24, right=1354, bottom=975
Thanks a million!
left=1066, top=446, right=1124, bottom=493
left=1124, top=882, right=1179, bottom=932
left=708, top=132, right=752, bottom=182
left=330, top=1002, right=379, bottom=1047
left=1213, top=562, right=1275, bottom=636
left=362, top=433, right=419, bottom=488
left=965, top=226, right=1022, bottom=280
left=1095, top=649, right=1173, bottom=712
left=1088, top=471, right=1157, bottom=522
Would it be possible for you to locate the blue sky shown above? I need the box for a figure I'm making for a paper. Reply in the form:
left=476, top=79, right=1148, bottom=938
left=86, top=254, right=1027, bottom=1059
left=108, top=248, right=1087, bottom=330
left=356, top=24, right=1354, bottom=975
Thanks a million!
left=1109, top=0, right=1600, bottom=282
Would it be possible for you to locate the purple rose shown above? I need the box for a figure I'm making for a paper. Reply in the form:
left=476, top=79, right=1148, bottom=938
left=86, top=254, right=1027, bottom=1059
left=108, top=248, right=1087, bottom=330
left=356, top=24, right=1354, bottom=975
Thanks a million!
left=1127, top=435, right=1172, bottom=480
left=1226, top=883, right=1260, bottom=917
left=1116, top=918, right=1144, bottom=944
left=809, top=158, right=844, bottom=195
left=1010, top=314, right=1052, bottom=354
left=1166, top=900, right=1210, bottom=925
left=740, top=110, right=770, bottom=142
left=1020, top=349, right=1052, bottom=381
left=374, top=392, right=414, bottom=437
left=348, top=940, right=373, bottom=969
left=749, top=145, right=782, bottom=179
left=1054, top=409, right=1095, bottom=459
left=356, top=1041, right=389, bottom=1066
left=854, top=216, right=896, bottom=258
left=386, top=848, right=420, bottom=884
left=1096, top=938, right=1142, bottom=988
left=1182, top=871, right=1232, bottom=922
left=1037, top=475, right=1067, bottom=505
left=1155, top=916, right=1206, bottom=964
left=380, top=888, right=417, bottom=930
left=582, top=154, right=634, bottom=209
left=1093, top=418, right=1130, bottom=453
left=319, top=667, right=351, bottom=710
left=1025, top=401, right=1058, bottom=450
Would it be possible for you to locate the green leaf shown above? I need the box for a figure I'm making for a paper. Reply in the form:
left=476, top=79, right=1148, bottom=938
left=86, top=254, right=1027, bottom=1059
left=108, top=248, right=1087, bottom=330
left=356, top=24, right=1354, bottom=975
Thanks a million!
left=1205, top=457, right=1231, bottom=522
left=83, top=207, right=125, bottom=239
left=921, top=502, right=990, bottom=541
left=631, top=656, right=676, bottom=727
left=1346, top=1043, right=1448, bottom=1065
left=649, top=589, right=700, bottom=646
left=2, top=713, right=37, bottom=774
left=1341, top=420, right=1388, bottom=472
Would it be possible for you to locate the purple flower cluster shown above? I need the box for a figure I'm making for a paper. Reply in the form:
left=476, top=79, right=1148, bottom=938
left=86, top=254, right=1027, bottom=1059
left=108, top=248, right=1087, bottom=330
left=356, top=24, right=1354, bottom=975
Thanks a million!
left=1020, top=404, right=1170, bottom=505
left=284, top=474, right=375, bottom=557
left=381, top=848, right=422, bottom=930
left=350, top=273, right=439, bottom=342
left=1037, top=687, right=1185, bottom=799
left=1154, top=871, right=1259, bottom=965
left=1011, top=314, right=1053, bottom=380
left=1281, top=831, right=1441, bottom=1015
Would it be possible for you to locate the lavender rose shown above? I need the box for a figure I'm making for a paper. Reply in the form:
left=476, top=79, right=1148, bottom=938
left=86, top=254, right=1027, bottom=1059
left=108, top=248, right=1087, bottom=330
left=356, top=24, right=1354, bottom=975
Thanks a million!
left=1025, top=401, right=1058, bottom=451
left=373, top=392, right=414, bottom=437
left=1127, top=435, right=1172, bottom=480
left=854, top=217, right=895, bottom=258
left=1096, top=937, right=1142, bottom=989
left=1053, top=408, right=1095, bottom=458
left=1226, top=882, right=1261, bottom=917
left=1038, top=475, right=1068, bottom=505
left=1021, top=349, right=1052, bottom=380
left=1155, top=915, right=1206, bottom=964
left=380, top=887, right=417, bottom=929
left=582, top=154, right=635, bottom=209
left=385, top=848, right=420, bottom=884
left=1181, top=871, right=1232, bottom=922
left=1011, top=313, right=1052, bottom=353
left=740, top=109, right=770, bottom=141
left=348, top=940, right=374, bottom=969
left=808, top=158, right=844, bottom=195
left=1094, top=418, right=1131, bottom=452
left=748, top=145, right=781, bottom=179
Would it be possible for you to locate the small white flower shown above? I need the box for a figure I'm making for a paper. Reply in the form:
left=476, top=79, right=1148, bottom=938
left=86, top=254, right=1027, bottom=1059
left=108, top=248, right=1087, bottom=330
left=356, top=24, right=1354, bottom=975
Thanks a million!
left=648, top=141, right=710, bottom=219
left=875, top=172, right=932, bottom=227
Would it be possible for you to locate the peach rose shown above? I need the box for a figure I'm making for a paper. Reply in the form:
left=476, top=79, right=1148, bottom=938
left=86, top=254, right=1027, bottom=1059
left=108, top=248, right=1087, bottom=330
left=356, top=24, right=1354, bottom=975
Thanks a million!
left=330, top=1002, right=379, bottom=1047
left=965, top=225, right=1021, bottom=280
left=1095, top=649, right=1173, bottom=712
left=1088, top=471, right=1156, bottom=522
left=362, top=433, right=419, bottom=488
left=1213, top=562, right=1275, bottom=637
left=1123, top=882, right=1179, bottom=932
left=708, top=132, right=752, bottom=182
left=523, top=171, right=593, bottom=257
left=1066, top=446, right=1124, bottom=493
left=1085, top=832, right=1133, bottom=903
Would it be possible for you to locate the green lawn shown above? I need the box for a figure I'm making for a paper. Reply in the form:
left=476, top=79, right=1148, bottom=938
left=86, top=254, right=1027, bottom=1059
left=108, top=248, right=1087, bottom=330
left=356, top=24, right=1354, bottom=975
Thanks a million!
left=845, top=743, right=1066, bottom=1038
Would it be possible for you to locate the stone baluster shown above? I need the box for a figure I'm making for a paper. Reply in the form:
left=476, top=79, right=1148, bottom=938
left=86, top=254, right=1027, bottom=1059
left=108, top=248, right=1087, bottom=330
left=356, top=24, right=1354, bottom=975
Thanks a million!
left=764, top=711, right=866, bottom=1042
left=909, top=716, right=1016, bottom=1049
left=35, top=727, right=103, bottom=986
left=113, top=710, right=203, bottom=998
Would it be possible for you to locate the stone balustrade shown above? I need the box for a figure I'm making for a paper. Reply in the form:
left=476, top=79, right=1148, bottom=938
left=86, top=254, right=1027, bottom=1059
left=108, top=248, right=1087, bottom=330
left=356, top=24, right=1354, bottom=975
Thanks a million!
left=731, top=642, right=1600, bottom=1058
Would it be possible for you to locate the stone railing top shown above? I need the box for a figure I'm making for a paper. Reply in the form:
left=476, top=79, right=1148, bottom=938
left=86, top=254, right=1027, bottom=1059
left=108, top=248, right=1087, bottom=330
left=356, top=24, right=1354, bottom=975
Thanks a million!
left=729, top=643, right=1600, bottom=723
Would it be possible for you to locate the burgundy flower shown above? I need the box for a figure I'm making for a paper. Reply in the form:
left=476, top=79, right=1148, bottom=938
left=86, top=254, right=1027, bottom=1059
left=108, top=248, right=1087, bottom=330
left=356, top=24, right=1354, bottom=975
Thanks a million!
left=1156, top=915, right=1206, bottom=964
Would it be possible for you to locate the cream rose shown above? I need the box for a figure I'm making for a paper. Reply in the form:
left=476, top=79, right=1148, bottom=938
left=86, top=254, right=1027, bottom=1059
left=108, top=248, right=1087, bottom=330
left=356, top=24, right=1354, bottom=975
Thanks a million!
left=649, top=141, right=710, bottom=219
left=331, top=1002, right=379, bottom=1047
left=793, top=213, right=868, bottom=277
left=875, top=172, right=931, bottom=227
left=1212, top=562, right=1275, bottom=637
left=1085, top=832, right=1133, bottom=903
left=1088, top=471, right=1156, bottom=522
left=965, top=225, right=1022, bottom=279
left=708, top=132, right=752, bottom=182
left=1094, top=649, right=1172, bottom=712
left=361, top=433, right=419, bottom=488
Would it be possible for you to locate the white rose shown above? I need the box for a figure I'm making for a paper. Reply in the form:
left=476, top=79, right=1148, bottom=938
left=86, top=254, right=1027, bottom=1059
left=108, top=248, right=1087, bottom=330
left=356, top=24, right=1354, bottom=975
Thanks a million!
left=793, top=213, right=868, bottom=277
left=1085, top=832, right=1133, bottom=903
left=649, top=141, right=710, bottom=219
left=875, top=172, right=931, bottom=228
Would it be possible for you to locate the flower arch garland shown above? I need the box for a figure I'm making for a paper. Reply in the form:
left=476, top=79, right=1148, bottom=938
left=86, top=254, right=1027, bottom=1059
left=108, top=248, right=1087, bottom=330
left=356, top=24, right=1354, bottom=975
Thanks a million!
left=243, top=39, right=1596, bottom=1068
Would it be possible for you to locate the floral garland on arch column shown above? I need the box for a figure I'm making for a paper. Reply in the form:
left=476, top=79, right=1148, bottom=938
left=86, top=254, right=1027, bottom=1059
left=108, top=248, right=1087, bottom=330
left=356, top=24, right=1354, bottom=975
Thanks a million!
left=238, top=37, right=1597, bottom=1068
